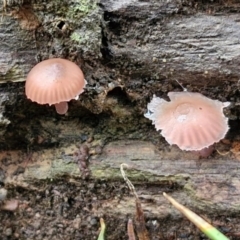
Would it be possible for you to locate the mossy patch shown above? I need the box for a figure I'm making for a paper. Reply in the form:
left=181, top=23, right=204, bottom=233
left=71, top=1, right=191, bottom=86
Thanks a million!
left=66, top=0, right=98, bottom=20
left=0, top=65, right=25, bottom=83
left=67, top=0, right=101, bottom=56
left=35, top=0, right=101, bottom=57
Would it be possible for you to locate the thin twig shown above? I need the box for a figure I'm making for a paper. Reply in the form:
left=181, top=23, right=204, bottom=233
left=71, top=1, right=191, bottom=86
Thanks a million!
left=120, top=163, right=150, bottom=240
left=216, top=148, right=230, bottom=156
left=127, top=219, right=136, bottom=240
left=120, top=163, right=138, bottom=199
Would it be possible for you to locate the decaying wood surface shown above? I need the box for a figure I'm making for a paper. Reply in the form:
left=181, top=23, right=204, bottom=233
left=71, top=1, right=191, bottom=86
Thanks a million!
left=1, top=0, right=240, bottom=238
left=2, top=140, right=240, bottom=215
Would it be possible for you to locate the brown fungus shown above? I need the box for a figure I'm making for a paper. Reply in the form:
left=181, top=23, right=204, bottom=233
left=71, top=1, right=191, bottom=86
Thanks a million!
left=25, top=58, right=87, bottom=114
left=145, top=92, right=230, bottom=151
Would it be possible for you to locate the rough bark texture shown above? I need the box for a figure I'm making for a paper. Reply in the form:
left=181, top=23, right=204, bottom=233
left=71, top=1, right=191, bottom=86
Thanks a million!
left=1, top=0, right=240, bottom=239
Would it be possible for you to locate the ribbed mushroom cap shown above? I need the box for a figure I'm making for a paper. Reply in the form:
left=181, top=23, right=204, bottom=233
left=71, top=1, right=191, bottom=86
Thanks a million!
left=145, top=92, right=230, bottom=151
left=25, top=58, right=86, bottom=105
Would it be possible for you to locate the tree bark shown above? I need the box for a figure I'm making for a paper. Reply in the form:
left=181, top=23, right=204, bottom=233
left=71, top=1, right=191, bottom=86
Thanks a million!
left=1, top=0, right=240, bottom=239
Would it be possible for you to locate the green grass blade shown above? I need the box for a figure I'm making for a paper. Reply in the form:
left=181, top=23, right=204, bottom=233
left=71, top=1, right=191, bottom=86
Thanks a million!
left=97, top=218, right=106, bottom=240
left=163, top=192, right=229, bottom=240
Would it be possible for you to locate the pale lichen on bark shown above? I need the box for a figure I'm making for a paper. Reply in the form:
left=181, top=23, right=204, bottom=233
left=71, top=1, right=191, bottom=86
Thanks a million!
left=0, top=0, right=102, bottom=83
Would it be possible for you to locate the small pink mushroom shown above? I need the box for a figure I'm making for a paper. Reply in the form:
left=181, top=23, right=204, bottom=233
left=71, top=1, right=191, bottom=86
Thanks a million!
left=25, top=58, right=87, bottom=114
left=145, top=92, right=230, bottom=152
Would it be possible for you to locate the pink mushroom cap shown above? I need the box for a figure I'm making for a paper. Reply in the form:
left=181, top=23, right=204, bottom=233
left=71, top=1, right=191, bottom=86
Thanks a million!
left=25, top=58, right=86, bottom=114
left=145, top=92, right=230, bottom=151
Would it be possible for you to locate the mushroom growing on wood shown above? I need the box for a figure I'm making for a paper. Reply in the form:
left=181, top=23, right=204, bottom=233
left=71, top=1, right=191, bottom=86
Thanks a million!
left=145, top=92, right=230, bottom=152
left=25, top=58, right=87, bottom=114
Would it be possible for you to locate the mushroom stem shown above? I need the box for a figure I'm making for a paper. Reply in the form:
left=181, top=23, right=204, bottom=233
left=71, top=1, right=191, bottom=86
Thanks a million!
left=195, top=145, right=214, bottom=158
left=54, top=101, right=68, bottom=115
